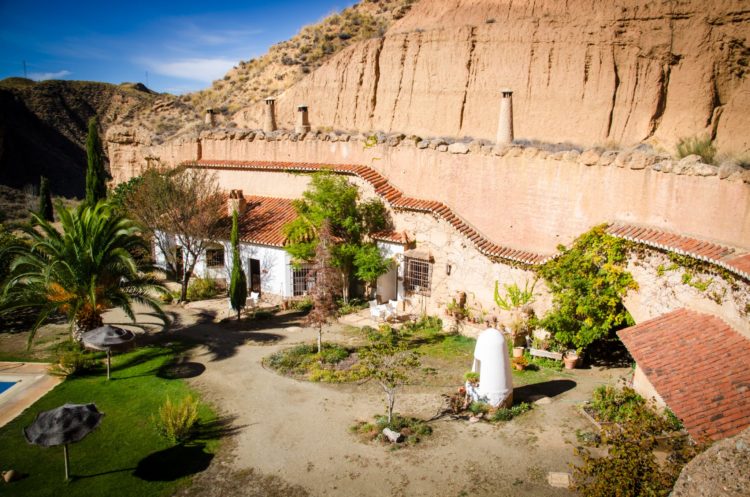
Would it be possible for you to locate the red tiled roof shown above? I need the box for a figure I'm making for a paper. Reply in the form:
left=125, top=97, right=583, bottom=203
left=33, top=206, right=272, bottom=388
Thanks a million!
left=371, top=230, right=411, bottom=245
left=618, top=309, right=750, bottom=442
left=224, top=195, right=296, bottom=247
left=606, top=222, right=750, bottom=281
left=188, top=159, right=550, bottom=265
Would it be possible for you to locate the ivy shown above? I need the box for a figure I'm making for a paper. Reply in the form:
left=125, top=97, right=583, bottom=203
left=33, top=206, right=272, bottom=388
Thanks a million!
left=537, top=225, right=638, bottom=352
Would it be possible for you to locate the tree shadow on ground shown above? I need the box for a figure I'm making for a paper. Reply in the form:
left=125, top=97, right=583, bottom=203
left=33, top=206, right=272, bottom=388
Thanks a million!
left=584, top=337, right=633, bottom=369
left=134, top=444, right=213, bottom=482
left=193, top=414, right=246, bottom=440
left=160, top=311, right=307, bottom=362
left=514, top=379, right=577, bottom=403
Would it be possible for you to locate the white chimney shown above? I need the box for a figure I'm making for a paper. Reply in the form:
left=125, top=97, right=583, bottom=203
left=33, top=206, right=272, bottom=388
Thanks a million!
left=496, top=89, right=514, bottom=145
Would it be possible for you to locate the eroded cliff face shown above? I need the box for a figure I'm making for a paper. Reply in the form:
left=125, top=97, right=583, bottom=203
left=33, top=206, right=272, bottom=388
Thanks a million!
left=235, top=0, right=750, bottom=154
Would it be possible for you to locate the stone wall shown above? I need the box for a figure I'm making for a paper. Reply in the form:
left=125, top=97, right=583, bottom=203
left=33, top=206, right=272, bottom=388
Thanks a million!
left=109, top=128, right=750, bottom=255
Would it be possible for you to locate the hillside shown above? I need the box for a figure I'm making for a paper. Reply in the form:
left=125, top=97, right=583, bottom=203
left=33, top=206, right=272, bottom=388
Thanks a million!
left=0, top=78, right=200, bottom=196
left=235, top=0, right=750, bottom=156
left=182, top=0, right=416, bottom=120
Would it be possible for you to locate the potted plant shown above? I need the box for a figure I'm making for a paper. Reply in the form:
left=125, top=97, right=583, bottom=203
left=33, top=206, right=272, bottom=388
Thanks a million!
left=512, top=346, right=525, bottom=358
left=512, top=356, right=528, bottom=371
left=464, top=371, right=480, bottom=386
left=563, top=350, right=579, bottom=369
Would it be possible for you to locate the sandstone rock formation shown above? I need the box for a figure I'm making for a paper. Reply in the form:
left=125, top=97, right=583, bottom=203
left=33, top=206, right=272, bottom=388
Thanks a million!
left=236, top=0, right=750, bottom=156
left=671, top=426, right=750, bottom=497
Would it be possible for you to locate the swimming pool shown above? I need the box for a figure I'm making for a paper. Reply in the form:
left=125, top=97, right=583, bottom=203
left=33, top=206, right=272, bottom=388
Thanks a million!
left=0, top=381, right=17, bottom=395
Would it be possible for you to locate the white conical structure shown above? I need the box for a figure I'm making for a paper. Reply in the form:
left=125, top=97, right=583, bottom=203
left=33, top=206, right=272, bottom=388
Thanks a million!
left=472, top=328, right=513, bottom=407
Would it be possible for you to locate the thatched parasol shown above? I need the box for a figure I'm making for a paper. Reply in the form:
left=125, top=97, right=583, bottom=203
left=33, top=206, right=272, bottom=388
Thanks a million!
left=82, top=325, right=135, bottom=380
left=23, top=403, right=104, bottom=480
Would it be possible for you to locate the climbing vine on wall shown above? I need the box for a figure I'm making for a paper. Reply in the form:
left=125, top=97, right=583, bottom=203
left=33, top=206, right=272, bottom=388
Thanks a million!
left=537, top=225, right=638, bottom=352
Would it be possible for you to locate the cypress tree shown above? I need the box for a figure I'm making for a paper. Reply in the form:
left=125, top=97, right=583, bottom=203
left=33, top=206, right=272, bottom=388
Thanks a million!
left=85, top=117, right=107, bottom=206
left=38, top=176, right=54, bottom=221
left=229, top=209, right=247, bottom=320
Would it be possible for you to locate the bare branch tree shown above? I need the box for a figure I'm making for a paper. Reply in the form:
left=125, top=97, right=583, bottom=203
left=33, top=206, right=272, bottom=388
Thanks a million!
left=124, top=165, right=224, bottom=301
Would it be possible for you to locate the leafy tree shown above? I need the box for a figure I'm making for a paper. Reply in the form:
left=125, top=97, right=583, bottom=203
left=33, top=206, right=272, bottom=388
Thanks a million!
left=283, top=171, right=390, bottom=302
left=85, top=117, right=108, bottom=206
left=38, top=176, right=54, bottom=222
left=229, top=209, right=247, bottom=320
left=354, top=243, right=393, bottom=297
left=1, top=201, right=168, bottom=345
left=537, top=225, right=637, bottom=352
left=123, top=165, right=224, bottom=302
left=359, top=325, right=422, bottom=425
left=306, top=220, right=339, bottom=353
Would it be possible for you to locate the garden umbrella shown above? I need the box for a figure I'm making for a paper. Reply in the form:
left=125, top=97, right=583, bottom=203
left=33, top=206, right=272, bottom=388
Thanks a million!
left=23, top=403, right=104, bottom=480
left=82, top=325, right=135, bottom=380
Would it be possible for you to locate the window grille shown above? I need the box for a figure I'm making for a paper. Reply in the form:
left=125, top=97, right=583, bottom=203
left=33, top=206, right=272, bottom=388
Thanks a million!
left=405, top=257, right=432, bottom=295
left=291, top=264, right=314, bottom=296
left=205, top=248, right=225, bottom=268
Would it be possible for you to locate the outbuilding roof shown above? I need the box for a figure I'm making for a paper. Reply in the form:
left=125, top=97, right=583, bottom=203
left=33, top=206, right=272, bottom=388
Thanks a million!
left=617, top=308, right=750, bottom=441
left=229, top=196, right=297, bottom=247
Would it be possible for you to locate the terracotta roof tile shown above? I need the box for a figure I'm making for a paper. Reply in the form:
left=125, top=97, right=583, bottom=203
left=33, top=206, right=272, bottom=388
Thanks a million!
left=618, top=309, right=750, bottom=442
left=220, top=195, right=297, bottom=247
left=606, top=223, right=749, bottom=281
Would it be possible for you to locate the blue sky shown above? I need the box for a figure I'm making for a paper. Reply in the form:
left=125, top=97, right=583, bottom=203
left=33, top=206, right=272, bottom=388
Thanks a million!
left=0, top=0, right=356, bottom=94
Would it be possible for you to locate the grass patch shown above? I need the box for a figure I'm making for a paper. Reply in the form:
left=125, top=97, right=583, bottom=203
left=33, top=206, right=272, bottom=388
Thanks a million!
left=416, top=334, right=475, bottom=360
left=676, top=135, right=716, bottom=164
left=350, top=414, right=432, bottom=447
left=264, top=343, right=366, bottom=382
left=0, top=344, right=220, bottom=497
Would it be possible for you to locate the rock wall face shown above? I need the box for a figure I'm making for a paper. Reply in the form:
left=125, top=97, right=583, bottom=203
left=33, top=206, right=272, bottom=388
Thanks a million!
left=236, top=0, right=750, bottom=155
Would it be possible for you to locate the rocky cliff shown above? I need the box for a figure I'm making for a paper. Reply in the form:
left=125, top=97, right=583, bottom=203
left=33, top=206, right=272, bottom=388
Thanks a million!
left=236, top=0, right=750, bottom=155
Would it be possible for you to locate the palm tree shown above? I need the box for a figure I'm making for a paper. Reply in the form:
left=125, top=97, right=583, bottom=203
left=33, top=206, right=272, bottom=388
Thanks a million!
left=1, top=201, right=168, bottom=345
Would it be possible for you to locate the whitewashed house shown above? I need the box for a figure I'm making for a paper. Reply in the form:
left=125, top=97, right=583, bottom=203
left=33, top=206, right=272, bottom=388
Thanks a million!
left=155, top=191, right=409, bottom=303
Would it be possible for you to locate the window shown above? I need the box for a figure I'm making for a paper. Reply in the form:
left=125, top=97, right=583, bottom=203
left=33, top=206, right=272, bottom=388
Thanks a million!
left=405, top=257, right=432, bottom=295
left=291, top=264, right=314, bottom=296
left=205, top=248, right=225, bottom=268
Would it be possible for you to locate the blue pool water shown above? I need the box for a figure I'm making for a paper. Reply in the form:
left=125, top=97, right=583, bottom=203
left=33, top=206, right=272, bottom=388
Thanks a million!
left=0, top=381, right=17, bottom=394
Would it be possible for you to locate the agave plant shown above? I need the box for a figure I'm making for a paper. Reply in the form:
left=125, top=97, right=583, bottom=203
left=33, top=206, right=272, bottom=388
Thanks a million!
left=1, top=201, right=168, bottom=345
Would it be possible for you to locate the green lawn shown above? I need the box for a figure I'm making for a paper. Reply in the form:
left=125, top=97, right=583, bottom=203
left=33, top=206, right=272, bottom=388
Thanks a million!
left=0, top=345, right=220, bottom=497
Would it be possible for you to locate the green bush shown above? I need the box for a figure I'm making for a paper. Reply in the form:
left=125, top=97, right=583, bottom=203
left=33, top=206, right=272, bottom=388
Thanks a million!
left=676, top=135, right=716, bottom=164
left=351, top=413, right=432, bottom=446
left=186, top=277, right=220, bottom=301
left=51, top=342, right=97, bottom=376
left=468, top=401, right=491, bottom=415
left=537, top=226, right=637, bottom=352
left=401, top=315, right=443, bottom=339
left=589, top=386, right=682, bottom=436
left=291, top=296, right=313, bottom=312
left=490, top=402, right=532, bottom=422
left=153, top=395, right=200, bottom=444
left=266, top=343, right=365, bottom=382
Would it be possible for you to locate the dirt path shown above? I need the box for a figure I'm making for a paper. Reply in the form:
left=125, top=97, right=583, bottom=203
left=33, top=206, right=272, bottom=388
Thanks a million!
left=142, top=301, right=628, bottom=497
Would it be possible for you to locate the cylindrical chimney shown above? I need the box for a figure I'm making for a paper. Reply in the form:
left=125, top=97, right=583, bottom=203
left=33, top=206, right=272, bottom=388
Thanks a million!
left=263, top=97, right=277, bottom=133
left=204, top=108, right=215, bottom=127
left=295, top=105, right=310, bottom=134
left=496, top=89, right=514, bottom=145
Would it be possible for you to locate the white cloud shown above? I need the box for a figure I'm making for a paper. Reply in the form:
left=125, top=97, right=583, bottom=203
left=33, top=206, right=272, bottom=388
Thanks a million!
left=140, top=57, right=236, bottom=83
left=29, top=69, right=71, bottom=81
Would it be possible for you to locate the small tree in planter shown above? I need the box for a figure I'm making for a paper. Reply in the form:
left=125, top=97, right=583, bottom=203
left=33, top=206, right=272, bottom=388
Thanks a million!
left=360, top=326, right=422, bottom=425
left=306, top=220, right=339, bottom=353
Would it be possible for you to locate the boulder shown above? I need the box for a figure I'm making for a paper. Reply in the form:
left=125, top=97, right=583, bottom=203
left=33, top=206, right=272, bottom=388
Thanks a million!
left=382, top=428, right=403, bottom=443
left=598, top=150, right=619, bottom=166
left=579, top=149, right=601, bottom=166
left=628, top=151, right=656, bottom=170
left=614, top=151, right=631, bottom=168
left=448, top=142, right=470, bottom=154
left=718, top=161, right=744, bottom=179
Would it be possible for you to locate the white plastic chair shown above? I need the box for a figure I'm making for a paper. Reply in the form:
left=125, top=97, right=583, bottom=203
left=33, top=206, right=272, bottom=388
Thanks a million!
left=369, top=300, right=383, bottom=322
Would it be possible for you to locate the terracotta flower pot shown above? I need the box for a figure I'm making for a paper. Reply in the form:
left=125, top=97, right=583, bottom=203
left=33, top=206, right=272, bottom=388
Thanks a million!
left=514, top=363, right=526, bottom=371
left=564, top=355, right=578, bottom=369
left=513, top=347, right=524, bottom=358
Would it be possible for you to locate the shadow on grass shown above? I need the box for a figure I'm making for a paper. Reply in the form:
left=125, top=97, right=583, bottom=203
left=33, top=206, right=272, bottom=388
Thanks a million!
left=514, top=379, right=577, bottom=403
left=134, top=443, right=213, bottom=481
left=157, top=361, right=206, bottom=379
